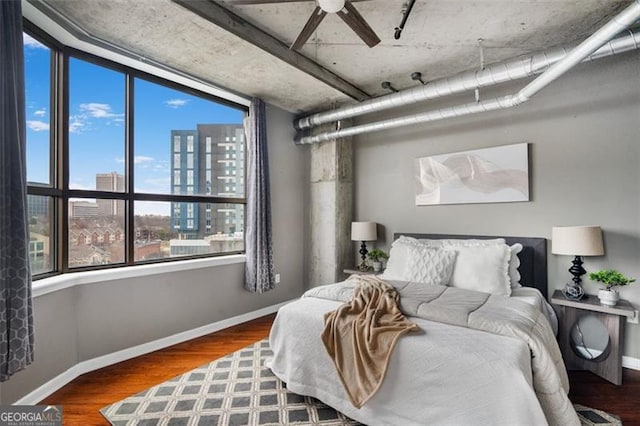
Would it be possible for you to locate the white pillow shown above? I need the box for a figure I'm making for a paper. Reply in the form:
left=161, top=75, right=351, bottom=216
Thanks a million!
left=413, top=237, right=522, bottom=290
left=445, top=244, right=512, bottom=296
left=382, top=239, right=457, bottom=285
left=509, top=243, right=523, bottom=289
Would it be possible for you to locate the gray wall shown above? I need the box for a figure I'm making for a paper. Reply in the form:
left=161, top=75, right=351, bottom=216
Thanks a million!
left=352, top=53, right=640, bottom=359
left=0, top=103, right=307, bottom=403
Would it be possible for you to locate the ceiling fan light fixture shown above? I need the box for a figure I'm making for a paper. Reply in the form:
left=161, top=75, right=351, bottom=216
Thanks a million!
left=317, top=0, right=345, bottom=13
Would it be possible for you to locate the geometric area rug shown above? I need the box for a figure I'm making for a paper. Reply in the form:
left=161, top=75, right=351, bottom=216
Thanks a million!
left=101, top=339, right=622, bottom=426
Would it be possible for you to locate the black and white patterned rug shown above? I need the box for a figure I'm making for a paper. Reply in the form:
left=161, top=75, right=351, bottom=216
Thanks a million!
left=101, top=339, right=622, bottom=426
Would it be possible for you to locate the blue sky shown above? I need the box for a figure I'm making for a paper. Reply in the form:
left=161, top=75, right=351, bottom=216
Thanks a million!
left=23, top=33, right=244, bottom=215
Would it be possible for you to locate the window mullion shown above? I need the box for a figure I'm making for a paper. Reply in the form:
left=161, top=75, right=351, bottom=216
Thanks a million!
left=126, top=74, right=135, bottom=265
left=59, top=49, right=70, bottom=274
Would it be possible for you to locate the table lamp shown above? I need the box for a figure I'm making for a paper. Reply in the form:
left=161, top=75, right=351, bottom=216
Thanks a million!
left=351, top=222, right=377, bottom=271
left=552, top=225, right=604, bottom=300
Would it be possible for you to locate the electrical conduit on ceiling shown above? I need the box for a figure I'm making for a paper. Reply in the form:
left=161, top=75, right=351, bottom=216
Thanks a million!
left=295, top=0, right=640, bottom=144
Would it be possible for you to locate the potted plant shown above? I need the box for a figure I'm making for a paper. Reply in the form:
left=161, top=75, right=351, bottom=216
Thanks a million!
left=589, top=269, right=635, bottom=306
left=367, top=249, right=389, bottom=272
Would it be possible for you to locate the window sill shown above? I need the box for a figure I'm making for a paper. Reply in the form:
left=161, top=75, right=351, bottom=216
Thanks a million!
left=32, top=254, right=246, bottom=298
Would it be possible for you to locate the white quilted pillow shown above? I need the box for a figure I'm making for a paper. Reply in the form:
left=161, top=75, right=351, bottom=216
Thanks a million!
left=405, top=246, right=457, bottom=285
left=382, top=239, right=457, bottom=285
left=445, top=244, right=512, bottom=296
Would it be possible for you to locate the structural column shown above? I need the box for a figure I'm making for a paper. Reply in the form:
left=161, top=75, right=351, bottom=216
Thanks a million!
left=309, top=123, right=353, bottom=287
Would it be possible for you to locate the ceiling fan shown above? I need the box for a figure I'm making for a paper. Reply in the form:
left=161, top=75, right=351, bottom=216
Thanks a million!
left=227, top=0, right=381, bottom=50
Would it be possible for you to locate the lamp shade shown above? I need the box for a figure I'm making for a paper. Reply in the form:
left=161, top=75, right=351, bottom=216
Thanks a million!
left=551, top=226, right=604, bottom=256
left=351, top=222, right=377, bottom=242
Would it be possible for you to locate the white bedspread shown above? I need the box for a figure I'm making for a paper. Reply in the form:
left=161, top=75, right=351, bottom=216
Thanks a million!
left=269, top=296, right=555, bottom=426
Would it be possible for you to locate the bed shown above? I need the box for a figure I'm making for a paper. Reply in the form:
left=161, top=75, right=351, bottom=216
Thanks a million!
left=268, top=233, right=578, bottom=426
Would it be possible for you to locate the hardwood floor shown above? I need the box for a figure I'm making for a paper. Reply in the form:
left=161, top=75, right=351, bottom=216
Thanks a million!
left=40, top=314, right=275, bottom=426
left=569, top=368, right=640, bottom=425
left=41, top=313, right=640, bottom=425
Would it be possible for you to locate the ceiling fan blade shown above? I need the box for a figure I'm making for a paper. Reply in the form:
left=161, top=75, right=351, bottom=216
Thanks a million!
left=336, top=1, right=380, bottom=47
left=227, top=0, right=313, bottom=5
left=290, top=6, right=327, bottom=50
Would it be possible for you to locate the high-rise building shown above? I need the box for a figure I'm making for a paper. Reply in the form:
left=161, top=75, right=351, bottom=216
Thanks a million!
left=96, top=172, right=125, bottom=217
left=27, top=193, right=49, bottom=219
left=170, top=125, right=244, bottom=239
left=69, top=200, right=99, bottom=218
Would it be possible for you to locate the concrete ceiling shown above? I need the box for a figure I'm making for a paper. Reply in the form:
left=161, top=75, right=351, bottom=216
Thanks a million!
left=29, top=0, right=630, bottom=114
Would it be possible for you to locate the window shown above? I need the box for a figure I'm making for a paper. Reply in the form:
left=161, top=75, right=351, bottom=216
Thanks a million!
left=69, top=58, right=125, bottom=191
left=24, top=32, right=54, bottom=276
left=24, top=26, right=247, bottom=278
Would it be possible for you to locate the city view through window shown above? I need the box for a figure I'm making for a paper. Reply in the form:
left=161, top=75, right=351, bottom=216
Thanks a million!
left=24, top=32, right=246, bottom=275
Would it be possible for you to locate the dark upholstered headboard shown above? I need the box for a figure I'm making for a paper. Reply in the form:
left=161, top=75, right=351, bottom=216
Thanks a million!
left=393, top=233, right=548, bottom=298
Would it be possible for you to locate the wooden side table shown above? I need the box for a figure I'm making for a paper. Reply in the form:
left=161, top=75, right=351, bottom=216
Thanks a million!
left=551, top=289, right=635, bottom=385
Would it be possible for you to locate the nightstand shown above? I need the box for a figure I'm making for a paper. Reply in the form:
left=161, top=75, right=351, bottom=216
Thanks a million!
left=551, top=289, right=635, bottom=385
left=343, top=268, right=384, bottom=276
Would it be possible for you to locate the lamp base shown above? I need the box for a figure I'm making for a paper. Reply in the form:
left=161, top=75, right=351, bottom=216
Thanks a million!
left=563, top=282, right=585, bottom=301
left=359, top=241, right=369, bottom=268
left=569, top=255, right=586, bottom=286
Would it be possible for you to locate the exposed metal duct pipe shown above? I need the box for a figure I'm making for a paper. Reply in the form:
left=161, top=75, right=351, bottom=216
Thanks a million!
left=296, top=0, right=640, bottom=145
left=295, top=28, right=640, bottom=132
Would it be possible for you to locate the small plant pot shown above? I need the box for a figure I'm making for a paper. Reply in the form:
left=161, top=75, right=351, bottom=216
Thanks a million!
left=372, top=261, right=383, bottom=272
left=598, top=289, right=619, bottom=306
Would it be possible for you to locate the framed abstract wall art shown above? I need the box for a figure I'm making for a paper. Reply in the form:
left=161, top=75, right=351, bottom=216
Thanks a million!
left=414, top=143, right=529, bottom=206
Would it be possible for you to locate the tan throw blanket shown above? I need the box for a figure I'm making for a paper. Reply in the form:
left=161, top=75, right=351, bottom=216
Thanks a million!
left=321, top=275, right=418, bottom=408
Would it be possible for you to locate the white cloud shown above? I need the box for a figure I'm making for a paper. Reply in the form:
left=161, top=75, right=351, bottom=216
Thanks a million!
left=135, top=156, right=155, bottom=164
left=34, top=109, right=47, bottom=117
left=69, top=182, right=94, bottom=191
left=164, top=99, right=188, bottom=109
left=116, top=156, right=156, bottom=165
left=80, top=103, right=123, bottom=119
left=23, top=34, right=47, bottom=50
left=69, top=116, right=86, bottom=134
left=26, top=120, right=50, bottom=132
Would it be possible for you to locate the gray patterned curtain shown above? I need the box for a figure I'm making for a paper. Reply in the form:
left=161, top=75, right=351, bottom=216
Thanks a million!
left=244, top=98, right=275, bottom=293
left=0, top=0, right=35, bottom=381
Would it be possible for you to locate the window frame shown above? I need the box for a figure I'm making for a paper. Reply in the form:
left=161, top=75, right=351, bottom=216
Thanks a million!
left=23, top=21, right=248, bottom=279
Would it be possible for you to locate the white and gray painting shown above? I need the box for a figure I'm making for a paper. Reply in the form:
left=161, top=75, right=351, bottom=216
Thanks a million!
left=415, top=143, right=529, bottom=205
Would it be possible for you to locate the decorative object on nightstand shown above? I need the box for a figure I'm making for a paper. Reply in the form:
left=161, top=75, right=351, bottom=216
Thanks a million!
left=343, top=268, right=383, bottom=276
left=351, top=221, right=377, bottom=271
left=589, top=269, right=635, bottom=307
left=551, top=289, right=635, bottom=385
left=366, top=248, right=388, bottom=272
left=552, top=225, right=604, bottom=301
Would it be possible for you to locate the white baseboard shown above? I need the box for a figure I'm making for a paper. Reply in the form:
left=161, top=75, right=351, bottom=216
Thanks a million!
left=623, top=355, right=640, bottom=371
left=14, top=299, right=294, bottom=405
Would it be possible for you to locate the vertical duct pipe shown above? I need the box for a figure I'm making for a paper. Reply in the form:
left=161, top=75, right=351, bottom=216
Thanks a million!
left=296, top=1, right=640, bottom=144
left=295, top=29, right=640, bottom=131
